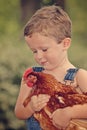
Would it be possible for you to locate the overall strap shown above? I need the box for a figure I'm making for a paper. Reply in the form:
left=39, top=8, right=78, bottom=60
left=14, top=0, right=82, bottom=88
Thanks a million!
left=64, top=68, right=79, bottom=83
left=32, top=67, right=44, bottom=72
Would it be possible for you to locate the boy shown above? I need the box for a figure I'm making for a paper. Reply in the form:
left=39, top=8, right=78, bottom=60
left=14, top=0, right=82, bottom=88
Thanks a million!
left=15, top=5, right=87, bottom=130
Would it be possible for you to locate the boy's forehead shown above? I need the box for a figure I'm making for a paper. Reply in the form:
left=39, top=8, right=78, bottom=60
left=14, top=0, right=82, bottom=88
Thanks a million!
left=25, top=33, right=41, bottom=41
left=25, top=33, right=56, bottom=42
left=25, top=33, right=58, bottom=46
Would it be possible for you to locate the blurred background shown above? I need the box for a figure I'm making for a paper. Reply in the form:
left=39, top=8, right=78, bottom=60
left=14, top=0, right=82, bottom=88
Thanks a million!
left=0, top=0, right=87, bottom=129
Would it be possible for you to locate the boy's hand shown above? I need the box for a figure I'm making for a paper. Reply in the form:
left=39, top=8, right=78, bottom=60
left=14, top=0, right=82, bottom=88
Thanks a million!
left=50, top=107, right=71, bottom=129
left=29, top=94, right=50, bottom=112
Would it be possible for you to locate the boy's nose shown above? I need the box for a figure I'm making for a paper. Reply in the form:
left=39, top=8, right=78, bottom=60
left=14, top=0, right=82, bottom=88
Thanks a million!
left=36, top=51, right=43, bottom=60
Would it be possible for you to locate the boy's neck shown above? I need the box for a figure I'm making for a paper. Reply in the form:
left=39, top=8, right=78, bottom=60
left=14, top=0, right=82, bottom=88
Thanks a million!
left=44, top=60, right=75, bottom=78
left=44, top=61, right=75, bottom=83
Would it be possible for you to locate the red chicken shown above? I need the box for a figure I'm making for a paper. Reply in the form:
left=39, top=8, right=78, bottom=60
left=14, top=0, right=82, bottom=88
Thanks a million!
left=23, top=71, right=87, bottom=130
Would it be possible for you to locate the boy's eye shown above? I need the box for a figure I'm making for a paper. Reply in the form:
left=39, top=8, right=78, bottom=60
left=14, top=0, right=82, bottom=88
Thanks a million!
left=32, top=48, right=48, bottom=53
left=32, top=50, right=37, bottom=53
left=42, top=48, right=47, bottom=52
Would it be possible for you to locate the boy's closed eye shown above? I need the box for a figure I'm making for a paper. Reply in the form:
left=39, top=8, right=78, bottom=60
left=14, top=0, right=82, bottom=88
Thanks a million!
left=42, top=48, right=48, bottom=52
left=32, top=48, right=48, bottom=53
left=32, top=50, right=37, bottom=53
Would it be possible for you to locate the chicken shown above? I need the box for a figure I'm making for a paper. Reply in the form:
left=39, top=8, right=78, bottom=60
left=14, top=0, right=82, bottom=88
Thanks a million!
left=23, top=71, right=87, bottom=130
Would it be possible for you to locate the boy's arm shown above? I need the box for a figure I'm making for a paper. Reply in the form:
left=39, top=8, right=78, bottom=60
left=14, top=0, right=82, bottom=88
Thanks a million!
left=14, top=78, right=34, bottom=119
left=51, top=103, right=87, bottom=129
left=69, top=103, right=87, bottom=119
left=77, top=69, right=87, bottom=92
left=14, top=78, right=50, bottom=120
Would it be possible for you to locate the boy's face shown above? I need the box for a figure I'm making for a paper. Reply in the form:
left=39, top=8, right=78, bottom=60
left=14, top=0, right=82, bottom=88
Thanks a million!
left=25, top=33, right=70, bottom=71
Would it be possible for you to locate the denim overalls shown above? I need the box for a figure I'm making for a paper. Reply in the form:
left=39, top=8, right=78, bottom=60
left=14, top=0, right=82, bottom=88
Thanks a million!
left=26, top=67, right=79, bottom=130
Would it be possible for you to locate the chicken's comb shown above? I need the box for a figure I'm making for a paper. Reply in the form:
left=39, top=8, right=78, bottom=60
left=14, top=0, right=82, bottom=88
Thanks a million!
left=23, top=68, right=34, bottom=87
left=23, top=68, right=33, bottom=80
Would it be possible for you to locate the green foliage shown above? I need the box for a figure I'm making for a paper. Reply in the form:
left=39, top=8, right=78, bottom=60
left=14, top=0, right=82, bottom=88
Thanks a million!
left=66, top=0, right=87, bottom=45
left=0, top=0, right=20, bottom=36
left=0, top=0, right=29, bottom=129
left=41, top=0, right=54, bottom=5
left=66, top=0, right=87, bottom=69
left=0, top=31, right=36, bottom=130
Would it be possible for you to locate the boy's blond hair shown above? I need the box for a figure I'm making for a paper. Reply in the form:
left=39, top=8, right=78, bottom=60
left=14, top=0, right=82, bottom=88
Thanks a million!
left=24, top=5, right=72, bottom=43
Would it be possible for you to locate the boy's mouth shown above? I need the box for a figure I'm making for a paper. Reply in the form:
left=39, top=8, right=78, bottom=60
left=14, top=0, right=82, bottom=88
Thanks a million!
left=41, top=61, right=47, bottom=65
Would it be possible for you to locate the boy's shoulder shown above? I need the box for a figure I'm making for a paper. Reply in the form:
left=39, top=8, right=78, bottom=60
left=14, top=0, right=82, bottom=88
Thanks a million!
left=77, top=68, right=87, bottom=81
left=77, top=68, right=87, bottom=76
left=76, top=68, right=87, bottom=92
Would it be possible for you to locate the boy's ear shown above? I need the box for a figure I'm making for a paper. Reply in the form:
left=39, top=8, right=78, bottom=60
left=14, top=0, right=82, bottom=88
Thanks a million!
left=63, top=38, right=71, bottom=50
